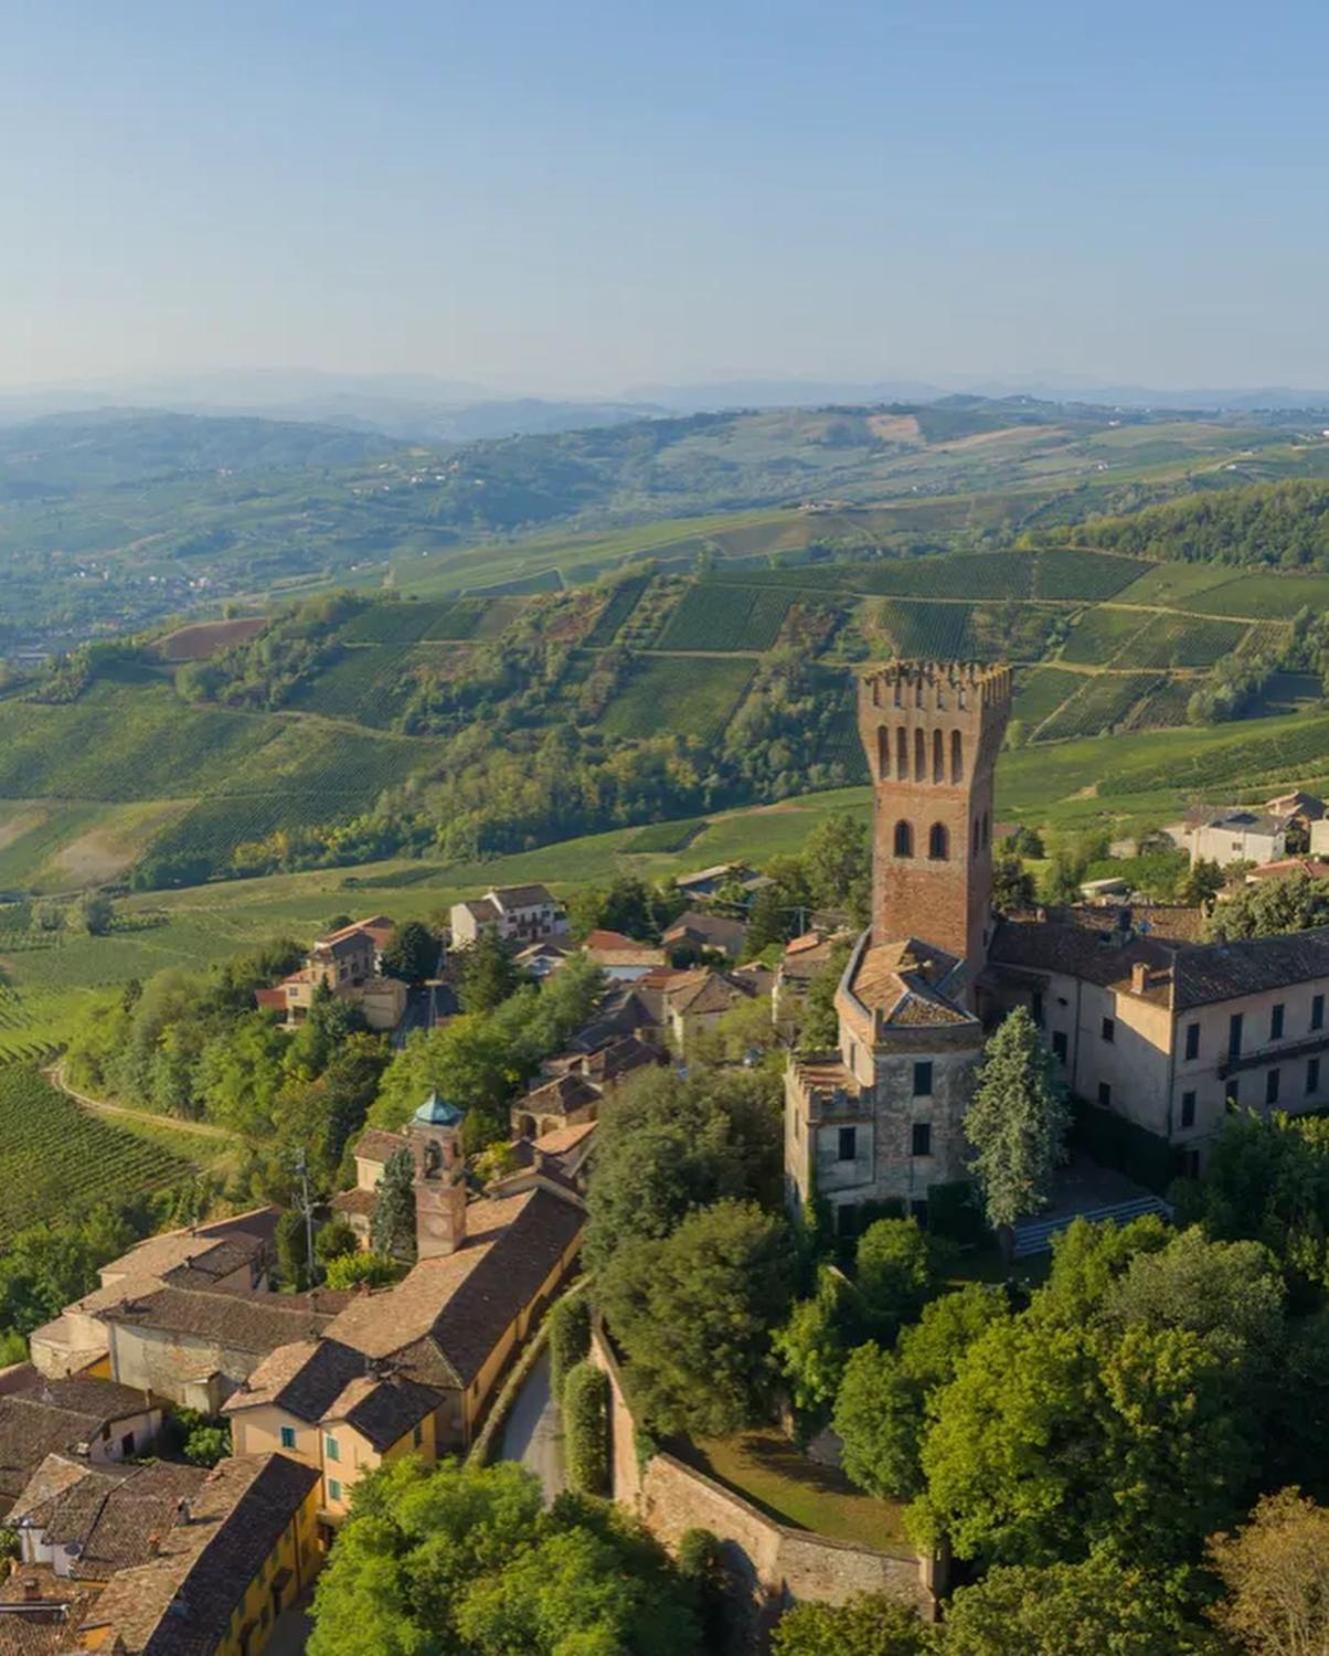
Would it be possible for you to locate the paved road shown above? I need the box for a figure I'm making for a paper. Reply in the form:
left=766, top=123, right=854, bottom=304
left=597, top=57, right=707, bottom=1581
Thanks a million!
left=496, top=1346, right=564, bottom=1502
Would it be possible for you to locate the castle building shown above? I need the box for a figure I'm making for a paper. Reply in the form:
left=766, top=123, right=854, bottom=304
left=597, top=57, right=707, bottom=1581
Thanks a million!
left=787, top=658, right=1329, bottom=1228
left=785, top=662, right=1011, bottom=1228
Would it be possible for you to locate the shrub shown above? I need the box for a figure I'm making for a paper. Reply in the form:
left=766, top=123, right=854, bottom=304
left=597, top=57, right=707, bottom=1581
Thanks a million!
left=548, top=1294, right=591, bottom=1401
left=563, top=1360, right=611, bottom=1496
left=324, top=1251, right=401, bottom=1291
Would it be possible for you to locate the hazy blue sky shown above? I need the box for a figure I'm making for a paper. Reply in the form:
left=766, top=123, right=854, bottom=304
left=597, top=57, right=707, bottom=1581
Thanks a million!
left=5, top=0, right=1328, bottom=394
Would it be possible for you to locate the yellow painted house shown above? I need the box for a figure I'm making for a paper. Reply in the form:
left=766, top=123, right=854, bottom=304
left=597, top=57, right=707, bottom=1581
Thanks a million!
left=27, top=1451, right=323, bottom=1656
left=225, top=1177, right=584, bottom=1531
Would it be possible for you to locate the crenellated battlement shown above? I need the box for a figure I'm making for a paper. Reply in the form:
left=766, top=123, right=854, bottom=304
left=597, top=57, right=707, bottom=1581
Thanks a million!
left=859, top=660, right=1013, bottom=718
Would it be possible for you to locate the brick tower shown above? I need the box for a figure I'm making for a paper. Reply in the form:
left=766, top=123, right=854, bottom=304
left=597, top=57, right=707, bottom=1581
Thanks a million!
left=858, top=661, right=1012, bottom=985
left=408, top=1092, right=468, bottom=1259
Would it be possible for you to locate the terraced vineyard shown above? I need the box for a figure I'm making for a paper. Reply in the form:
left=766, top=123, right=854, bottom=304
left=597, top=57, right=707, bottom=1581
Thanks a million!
left=1059, top=607, right=1153, bottom=665
left=1038, top=673, right=1162, bottom=741
left=600, top=656, right=757, bottom=743
left=337, top=598, right=488, bottom=643
left=0, top=1064, right=194, bottom=1241
left=656, top=584, right=795, bottom=651
left=1125, top=614, right=1250, bottom=668
left=584, top=576, right=651, bottom=646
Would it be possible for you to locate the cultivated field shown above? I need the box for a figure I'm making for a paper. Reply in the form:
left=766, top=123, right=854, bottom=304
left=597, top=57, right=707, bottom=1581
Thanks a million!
left=655, top=585, right=795, bottom=651
left=0, top=1064, right=194, bottom=1241
left=600, top=656, right=757, bottom=742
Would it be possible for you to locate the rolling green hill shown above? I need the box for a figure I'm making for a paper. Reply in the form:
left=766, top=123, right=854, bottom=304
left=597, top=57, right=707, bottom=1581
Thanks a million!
left=7, top=398, right=1329, bottom=646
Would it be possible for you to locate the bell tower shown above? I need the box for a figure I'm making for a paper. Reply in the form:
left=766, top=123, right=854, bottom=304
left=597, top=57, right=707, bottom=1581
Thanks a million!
left=407, top=1092, right=468, bottom=1260
left=858, top=661, right=1011, bottom=983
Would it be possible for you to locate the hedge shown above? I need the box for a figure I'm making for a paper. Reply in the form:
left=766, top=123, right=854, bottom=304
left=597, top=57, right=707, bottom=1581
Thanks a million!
left=549, top=1295, right=591, bottom=1401
left=563, top=1361, right=610, bottom=1496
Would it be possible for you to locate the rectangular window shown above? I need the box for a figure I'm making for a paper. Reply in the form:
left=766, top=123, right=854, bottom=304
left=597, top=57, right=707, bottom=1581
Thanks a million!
left=1181, top=1091, right=1196, bottom=1129
left=911, top=1122, right=932, bottom=1157
left=1314, top=994, right=1325, bottom=1032
left=1309, top=1058, right=1321, bottom=1095
left=1052, top=1030, right=1068, bottom=1065
left=1184, top=1022, right=1200, bottom=1061
left=1266, top=1068, right=1282, bottom=1106
left=1101, top=1016, right=1115, bottom=1044
left=1271, top=1003, right=1285, bottom=1041
left=280, top=1427, right=296, bottom=1450
left=1228, top=1013, right=1244, bottom=1058
left=1098, top=1082, right=1112, bottom=1108
left=327, top=1478, right=342, bottom=1503
left=324, top=1434, right=340, bottom=1462
left=1031, top=991, right=1044, bottom=1028
left=837, top=1126, right=857, bottom=1163
left=913, top=1060, right=934, bottom=1097
left=413, top=1423, right=424, bottom=1449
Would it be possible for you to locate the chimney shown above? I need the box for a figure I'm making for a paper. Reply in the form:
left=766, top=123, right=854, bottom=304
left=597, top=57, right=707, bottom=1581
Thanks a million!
left=1131, top=962, right=1150, bottom=994
left=175, top=1498, right=192, bottom=1526
left=21, top=1579, right=41, bottom=1605
left=147, top=1534, right=162, bottom=1556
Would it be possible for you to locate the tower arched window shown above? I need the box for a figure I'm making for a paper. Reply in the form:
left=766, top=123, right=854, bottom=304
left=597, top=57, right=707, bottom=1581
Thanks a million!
left=928, top=823, right=949, bottom=861
left=914, top=728, right=926, bottom=781
left=932, top=729, right=944, bottom=783
left=877, top=727, right=890, bottom=779
left=894, top=820, right=914, bottom=858
left=951, top=729, right=963, bottom=782
left=896, top=728, right=908, bottom=777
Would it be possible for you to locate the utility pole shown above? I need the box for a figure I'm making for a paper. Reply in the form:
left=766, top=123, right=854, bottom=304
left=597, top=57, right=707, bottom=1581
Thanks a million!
left=293, top=1149, right=317, bottom=1286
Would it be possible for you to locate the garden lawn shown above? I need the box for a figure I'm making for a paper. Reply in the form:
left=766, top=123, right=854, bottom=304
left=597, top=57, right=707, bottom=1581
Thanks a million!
left=682, top=1432, right=911, bottom=1553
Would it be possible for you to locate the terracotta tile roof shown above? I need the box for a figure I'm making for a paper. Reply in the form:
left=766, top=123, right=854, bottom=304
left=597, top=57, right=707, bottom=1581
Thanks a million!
left=98, top=1211, right=279, bottom=1289
left=662, top=910, right=748, bottom=954
left=533, top=1121, right=598, bottom=1156
left=330, top=1187, right=377, bottom=1218
left=1174, top=926, right=1329, bottom=1010
left=521, top=1073, right=601, bottom=1116
left=847, top=937, right=974, bottom=1028
left=76, top=1452, right=320, bottom=1655
left=578, top=1033, right=664, bottom=1084
left=221, top=1337, right=365, bottom=1424
left=10, top=1455, right=208, bottom=1579
left=0, top=1394, right=138, bottom=1512
left=1249, top=858, right=1329, bottom=882
left=319, top=1372, right=441, bottom=1452
left=324, top=1186, right=584, bottom=1387
left=99, top=1285, right=347, bottom=1357
left=320, top=916, right=394, bottom=948
left=0, top=1567, right=103, bottom=1656
left=491, top=884, right=556, bottom=910
left=351, top=1127, right=409, bottom=1166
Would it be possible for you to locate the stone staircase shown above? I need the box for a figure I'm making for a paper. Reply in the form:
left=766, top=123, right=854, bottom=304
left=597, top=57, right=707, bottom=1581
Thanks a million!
left=1011, top=1193, right=1173, bottom=1259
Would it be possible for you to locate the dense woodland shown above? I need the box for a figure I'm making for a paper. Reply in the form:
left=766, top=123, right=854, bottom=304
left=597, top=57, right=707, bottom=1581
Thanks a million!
left=1077, top=479, right=1329, bottom=570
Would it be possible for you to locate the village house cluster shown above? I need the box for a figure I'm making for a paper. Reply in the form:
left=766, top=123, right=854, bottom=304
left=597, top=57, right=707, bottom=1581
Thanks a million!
left=16, top=657, right=1329, bottom=1646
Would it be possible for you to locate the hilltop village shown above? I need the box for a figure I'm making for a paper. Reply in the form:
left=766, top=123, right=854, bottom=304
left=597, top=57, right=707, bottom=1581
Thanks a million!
left=7, top=658, right=1329, bottom=1651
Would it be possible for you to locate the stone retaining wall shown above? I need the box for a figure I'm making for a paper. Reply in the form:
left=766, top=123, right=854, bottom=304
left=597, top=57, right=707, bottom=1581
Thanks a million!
left=589, top=1328, right=940, bottom=1643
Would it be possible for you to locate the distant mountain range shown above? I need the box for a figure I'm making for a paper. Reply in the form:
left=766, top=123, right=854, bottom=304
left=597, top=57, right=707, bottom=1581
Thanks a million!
left=3, top=369, right=1329, bottom=446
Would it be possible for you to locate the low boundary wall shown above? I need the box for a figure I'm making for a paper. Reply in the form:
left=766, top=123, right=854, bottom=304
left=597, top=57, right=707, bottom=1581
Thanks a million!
left=589, top=1327, right=940, bottom=1641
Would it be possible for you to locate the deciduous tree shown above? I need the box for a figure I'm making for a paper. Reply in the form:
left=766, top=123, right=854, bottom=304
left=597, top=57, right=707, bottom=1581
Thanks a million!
left=597, top=1199, right=795, bottom=1437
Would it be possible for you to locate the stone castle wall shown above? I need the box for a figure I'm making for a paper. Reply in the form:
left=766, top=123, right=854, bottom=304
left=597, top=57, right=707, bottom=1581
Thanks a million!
left=589, top=1328, right=938, bottom=1644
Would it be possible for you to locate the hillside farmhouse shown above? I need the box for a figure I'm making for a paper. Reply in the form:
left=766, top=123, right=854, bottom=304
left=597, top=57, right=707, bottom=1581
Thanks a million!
left=785, top=659, right=1329, bottom=1232
left=256, top=915, right=407, bottom=1031
left=450, top=883, right=567, bottom=948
